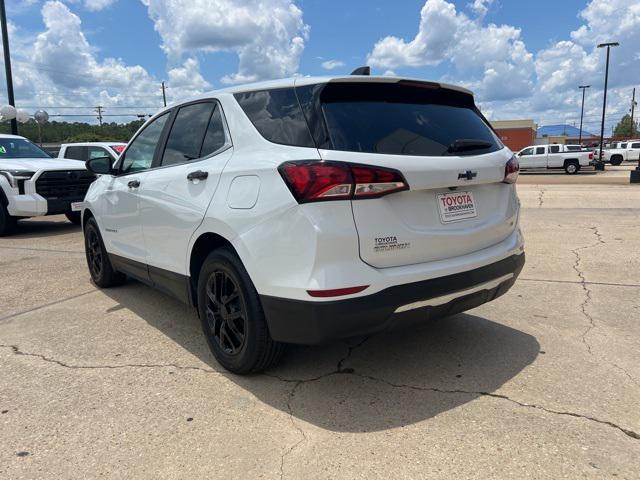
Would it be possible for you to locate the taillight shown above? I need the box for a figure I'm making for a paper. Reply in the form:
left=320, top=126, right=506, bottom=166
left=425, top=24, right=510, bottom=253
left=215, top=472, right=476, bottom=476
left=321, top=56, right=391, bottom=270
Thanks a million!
left=278, top=161, right=409, bottom=203
left=307, top=285, right=369, bottom=298
left=503, top=155, right=519, bottom=184
left=589, top=152, right=593, bottom=160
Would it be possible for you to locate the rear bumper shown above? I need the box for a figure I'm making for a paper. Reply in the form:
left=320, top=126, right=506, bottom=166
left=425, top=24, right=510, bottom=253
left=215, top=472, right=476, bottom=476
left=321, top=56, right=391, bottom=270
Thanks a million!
left=261, top=253, right=525, bottom=344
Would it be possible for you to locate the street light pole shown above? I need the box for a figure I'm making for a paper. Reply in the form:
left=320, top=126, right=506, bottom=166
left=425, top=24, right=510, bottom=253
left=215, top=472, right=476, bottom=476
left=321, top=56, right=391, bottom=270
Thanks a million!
left=596, top=42, right=619, bottom=170
left=578, top=85, right=590, bottom=146
left=0, top=0, right=17, bottom=135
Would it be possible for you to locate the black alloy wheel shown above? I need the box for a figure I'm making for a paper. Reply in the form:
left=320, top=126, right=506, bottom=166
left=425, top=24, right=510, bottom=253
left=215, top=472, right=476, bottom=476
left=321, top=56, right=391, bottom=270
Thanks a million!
left=205, top=269, right=248, bottom=356
left=86, top=227, right=103, bottom=279
left=84, top=218, right=125, bottom=288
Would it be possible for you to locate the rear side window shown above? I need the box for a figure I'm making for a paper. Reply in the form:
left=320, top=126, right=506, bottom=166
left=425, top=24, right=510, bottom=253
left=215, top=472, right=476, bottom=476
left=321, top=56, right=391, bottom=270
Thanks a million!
left=632, top=143, right=640, bottom=149
left=65, top=146, right=87, bottom=161
left=162, top=102, right=215, bottom=166
left=201, top=106, right=227, bottom=156
left=299, top=82, right=501, bottom=157
left=536, top=147, right=545, bottom=154
left=549, top=145, right=560, bottom=153
left=620, top=143, right=628, bottom=148
left=234, top=88, right=315, bottom=147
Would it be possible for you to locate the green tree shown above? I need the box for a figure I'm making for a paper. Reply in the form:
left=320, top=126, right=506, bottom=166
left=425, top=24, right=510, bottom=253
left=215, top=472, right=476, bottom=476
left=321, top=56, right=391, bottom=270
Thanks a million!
left=613, top=114, right=639, bottom=137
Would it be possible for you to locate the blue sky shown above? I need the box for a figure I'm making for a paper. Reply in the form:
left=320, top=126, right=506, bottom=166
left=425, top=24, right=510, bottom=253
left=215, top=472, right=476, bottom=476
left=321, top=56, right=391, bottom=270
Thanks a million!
left=2, top=0, right=639, bottom=132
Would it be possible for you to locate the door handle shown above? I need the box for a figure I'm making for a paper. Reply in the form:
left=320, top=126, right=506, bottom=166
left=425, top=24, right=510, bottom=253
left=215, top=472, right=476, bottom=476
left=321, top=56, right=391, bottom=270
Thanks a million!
left=187, top=170, right=209, bottom=181
left=128, top=179, right=140, bottom=188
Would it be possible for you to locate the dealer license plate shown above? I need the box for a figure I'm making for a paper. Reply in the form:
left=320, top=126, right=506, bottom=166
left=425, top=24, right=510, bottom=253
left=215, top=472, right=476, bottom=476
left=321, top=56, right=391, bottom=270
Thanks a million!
left=436, top=191, right=477, bottom=223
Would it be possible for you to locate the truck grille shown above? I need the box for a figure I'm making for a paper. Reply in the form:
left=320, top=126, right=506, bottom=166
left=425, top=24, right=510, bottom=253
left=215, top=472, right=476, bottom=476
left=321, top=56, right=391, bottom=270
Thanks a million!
left=35, top=170, right=96, bottom=200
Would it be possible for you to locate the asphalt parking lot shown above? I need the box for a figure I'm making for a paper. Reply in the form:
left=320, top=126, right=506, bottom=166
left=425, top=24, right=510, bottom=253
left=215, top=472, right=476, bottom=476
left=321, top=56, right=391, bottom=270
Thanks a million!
left=1, top=176, right=639, bottom=479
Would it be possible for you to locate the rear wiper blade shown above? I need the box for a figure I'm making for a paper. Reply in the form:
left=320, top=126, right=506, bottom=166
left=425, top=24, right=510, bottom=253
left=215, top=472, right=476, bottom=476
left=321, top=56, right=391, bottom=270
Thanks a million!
left=447, top=139, right=493, bottom=153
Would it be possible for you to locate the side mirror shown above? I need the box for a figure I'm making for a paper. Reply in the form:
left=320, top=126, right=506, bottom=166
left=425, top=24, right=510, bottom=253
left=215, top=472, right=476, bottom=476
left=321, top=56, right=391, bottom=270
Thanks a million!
left=86, top=156, right=114, bottom=175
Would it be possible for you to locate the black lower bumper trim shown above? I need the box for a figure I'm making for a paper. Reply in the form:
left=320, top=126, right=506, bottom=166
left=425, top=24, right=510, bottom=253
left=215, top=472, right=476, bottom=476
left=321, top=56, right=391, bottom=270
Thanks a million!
left=46, top=198, right=84, bottom=215
left=260, top=253, right=525, bottom=344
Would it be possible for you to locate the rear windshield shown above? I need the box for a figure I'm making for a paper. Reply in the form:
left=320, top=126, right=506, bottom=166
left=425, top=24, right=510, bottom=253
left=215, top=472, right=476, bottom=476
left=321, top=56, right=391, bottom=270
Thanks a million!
left=235, top=82, right=502, bottom=156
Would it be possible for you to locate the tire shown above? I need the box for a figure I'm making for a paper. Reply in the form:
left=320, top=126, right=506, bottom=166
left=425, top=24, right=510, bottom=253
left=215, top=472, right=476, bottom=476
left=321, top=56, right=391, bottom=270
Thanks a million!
left=564, top=161, right=579, bottom=174
left=65, top=211, right=82, bottom=225
left=197, top=247, right=284, bottom=374
left=610, top=155, right=623, bottom=166
left=0, top=203, right=16, bottom=237
left=84, top=217, right=125, bottom=287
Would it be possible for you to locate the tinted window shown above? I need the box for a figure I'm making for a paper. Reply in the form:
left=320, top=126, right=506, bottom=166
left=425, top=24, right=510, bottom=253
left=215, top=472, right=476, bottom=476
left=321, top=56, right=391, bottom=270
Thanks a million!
left=162, top=102, right=215, bottom=166
left=620, top=143, right=628, bottom=148
left=65, top=146, right=87, bottom=160
left=549, top=145, right=560, bottom=153
left=565, top=145, right=581, bottom=151
left=234, top=88, right=314, bottom=147
left=535, top=147, right=545, bottom=154
left=632, top=143, right=640, bottom=149
left=520, top=148, right=534, bottom=156
left=301, top=82, right=501, bottom=157
left=201, top=106, right=227, bottom=156
left=121, top=113, right=169, bottom=174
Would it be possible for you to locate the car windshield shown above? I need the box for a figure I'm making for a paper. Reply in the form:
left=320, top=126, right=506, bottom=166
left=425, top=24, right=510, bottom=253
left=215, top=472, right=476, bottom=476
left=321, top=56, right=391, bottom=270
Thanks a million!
left=0, top=138, right=51, bottom=159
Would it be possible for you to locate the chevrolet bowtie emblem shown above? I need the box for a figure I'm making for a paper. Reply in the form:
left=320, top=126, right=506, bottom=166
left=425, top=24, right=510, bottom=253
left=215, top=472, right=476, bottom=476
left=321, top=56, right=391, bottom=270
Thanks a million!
left=458, top=171, right=478, bottom=181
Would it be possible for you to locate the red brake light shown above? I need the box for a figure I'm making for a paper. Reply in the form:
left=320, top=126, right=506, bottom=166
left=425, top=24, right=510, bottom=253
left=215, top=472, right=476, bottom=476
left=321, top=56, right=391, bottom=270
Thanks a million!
left=279, top=161, right=409, bottom=203
left=589, top=152, right=593, bottom=160
left=111, top=145, right=126, bottom=154
left=503, top=155, right=519, bottom=184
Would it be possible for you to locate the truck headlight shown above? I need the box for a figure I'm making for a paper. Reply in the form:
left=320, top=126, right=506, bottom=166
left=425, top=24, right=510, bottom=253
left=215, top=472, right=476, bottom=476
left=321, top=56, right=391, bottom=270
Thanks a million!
left=0, top=170, right=35, bottom=188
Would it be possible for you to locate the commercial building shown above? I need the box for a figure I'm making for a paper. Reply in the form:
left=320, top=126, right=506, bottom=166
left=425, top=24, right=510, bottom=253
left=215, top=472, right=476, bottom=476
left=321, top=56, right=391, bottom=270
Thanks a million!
left=490, top=120, right=537, bottom=152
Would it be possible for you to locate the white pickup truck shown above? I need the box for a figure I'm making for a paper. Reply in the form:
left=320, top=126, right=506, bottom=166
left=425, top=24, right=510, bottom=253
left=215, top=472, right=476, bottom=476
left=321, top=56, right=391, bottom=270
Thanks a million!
left=516, top=144, right=593, bottom=174
left=58, top=142, right=126, bottom=163
left=601, top=140, right=640, bottom=165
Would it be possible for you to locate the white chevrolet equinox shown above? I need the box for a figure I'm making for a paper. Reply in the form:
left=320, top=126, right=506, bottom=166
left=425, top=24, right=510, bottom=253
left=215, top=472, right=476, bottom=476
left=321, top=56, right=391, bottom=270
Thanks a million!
left=82, top=74, right=525, bottom=374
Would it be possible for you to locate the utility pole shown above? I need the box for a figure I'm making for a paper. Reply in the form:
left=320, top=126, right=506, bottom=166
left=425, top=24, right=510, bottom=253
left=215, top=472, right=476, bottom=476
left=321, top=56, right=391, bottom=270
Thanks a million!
left=596, top=42, right=619, bottom=170
left=631, top=87, right=636, bottom=135
left=578, top=85, right=590, bottom=146
left=161, top=81, right=167, bottom=107
left=95, top=105, right=103, bottom=126
left=0, top=0, right=17, bottom=135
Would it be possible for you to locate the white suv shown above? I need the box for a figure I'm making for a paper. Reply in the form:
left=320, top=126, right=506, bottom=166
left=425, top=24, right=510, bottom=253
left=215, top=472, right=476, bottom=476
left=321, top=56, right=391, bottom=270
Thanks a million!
left=82, top=75, right=525, bottom=373
left=0, top=134, right=95, bottom=235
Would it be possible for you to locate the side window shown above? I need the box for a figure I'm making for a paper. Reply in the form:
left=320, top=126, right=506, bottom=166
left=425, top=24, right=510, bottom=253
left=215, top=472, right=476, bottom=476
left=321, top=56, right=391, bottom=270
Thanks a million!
left=120, top=113, right=169, bottom=174
left=234, top=88, right=315, bottom=147
left=65, top=146, right=87, bottom=161
left=631, top=143, right=640, bottom=149
left=88, top=146, right=111, bottom=160
left=200, top=105, right=227, bottom=157
left=549, top=145, right=560, bottom=153
left=620, top=143, right=628, bottom=149
left=535, top=147, right=546, bottom=155
left=161, top=102, right=215, bottom=166
left=520, top=147, right=534, bottom=156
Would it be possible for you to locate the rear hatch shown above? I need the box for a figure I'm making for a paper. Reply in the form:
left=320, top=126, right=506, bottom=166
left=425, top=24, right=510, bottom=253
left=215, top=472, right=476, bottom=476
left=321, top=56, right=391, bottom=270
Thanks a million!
left=296, top=80, right=518, bottom=268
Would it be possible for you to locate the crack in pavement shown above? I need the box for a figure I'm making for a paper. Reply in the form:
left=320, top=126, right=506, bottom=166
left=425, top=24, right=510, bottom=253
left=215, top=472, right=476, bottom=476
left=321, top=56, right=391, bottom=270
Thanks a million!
left=0, top=344, right=222, bottom=375
left=538, top=188, right=545, bottom=208
left=266, top=334, right=639, bottom=478
left=570, top=226, right=605, bottom=355
left=268, top=337, right=372, bottom=480
left=351, top=372, right=640, bottom=441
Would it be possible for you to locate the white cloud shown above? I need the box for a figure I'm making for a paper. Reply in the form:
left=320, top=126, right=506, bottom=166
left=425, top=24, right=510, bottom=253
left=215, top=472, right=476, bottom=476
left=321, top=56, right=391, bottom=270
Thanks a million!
left=64, top=0, right=117, bottom=11
left=468, top=0, right=494, bottom=17
left=321, top=59, right=345, bottom=70
left=366, top=0, right=534, bottom=101
left=140, top=0, right=309, bottom=84
left=8, top=1, right=209, bottom=123
left=366, top=0, right=640, bottom=133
